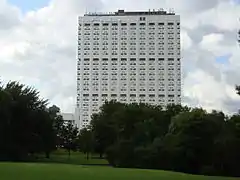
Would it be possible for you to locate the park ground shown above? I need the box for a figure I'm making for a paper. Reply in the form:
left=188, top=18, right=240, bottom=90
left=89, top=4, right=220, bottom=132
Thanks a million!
left=0, top=151, right=238, bottom=180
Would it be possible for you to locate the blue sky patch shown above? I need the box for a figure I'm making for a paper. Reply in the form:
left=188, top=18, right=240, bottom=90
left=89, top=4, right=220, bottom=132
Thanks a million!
left=215, top=54, right=231, bottom=64
left=233, top=0, right=240, bottom=4
left=8, top=0, right=49, bottom=12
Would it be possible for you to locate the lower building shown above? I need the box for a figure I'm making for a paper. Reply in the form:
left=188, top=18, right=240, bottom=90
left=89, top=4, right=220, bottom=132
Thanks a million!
left=60, top=113, right=75, bottom=125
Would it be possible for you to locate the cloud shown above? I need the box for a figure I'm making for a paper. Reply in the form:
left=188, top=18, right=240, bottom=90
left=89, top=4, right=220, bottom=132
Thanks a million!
left=197, top=1, right=240, bottom=31
left=0, top=0, right=22, bottom=30
left=183, top=69, right=240, bottom=113
left=0, top=0, right=240, bottom=114
left=166, top=0, right=221, bottom=13
left=181, top=29, right=193, bottom=50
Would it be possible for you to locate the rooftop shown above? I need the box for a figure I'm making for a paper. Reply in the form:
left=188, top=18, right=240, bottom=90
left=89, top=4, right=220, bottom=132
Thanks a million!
left=84, top=9, right=175, bottom=16
left=59, top=113, right=74, bottom=121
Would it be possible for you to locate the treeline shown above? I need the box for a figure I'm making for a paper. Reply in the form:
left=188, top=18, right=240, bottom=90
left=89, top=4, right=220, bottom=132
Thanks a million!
left=2, top=81, right=240, bottom=177
left=83, top=101, right=240, bottom=177
left=0, top=81, right=79, bottom=160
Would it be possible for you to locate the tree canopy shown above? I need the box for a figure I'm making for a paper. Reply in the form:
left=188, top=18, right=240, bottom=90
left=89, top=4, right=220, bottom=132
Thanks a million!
left=89, top=101, right=240, bottom=177
left=0, top=81, right=54, bottom=160
left=2, top=80, right=240, bottom=177
left=0, top=81, right=78, bottom=160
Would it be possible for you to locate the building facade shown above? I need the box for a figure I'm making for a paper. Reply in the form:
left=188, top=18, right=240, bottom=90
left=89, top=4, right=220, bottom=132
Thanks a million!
left=60, top=113, right=75, bottom=124
left=76, top=10, right=181, bottom=129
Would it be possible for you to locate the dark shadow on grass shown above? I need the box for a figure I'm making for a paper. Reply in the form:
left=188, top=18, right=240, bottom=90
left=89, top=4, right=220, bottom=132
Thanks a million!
left=30, top=156, right=110, bottom=166
left=80, top=164, right=111, bottom=166
left=0, top=150, right=110, bottom=167
left=31, top=160, right=111, bottom=167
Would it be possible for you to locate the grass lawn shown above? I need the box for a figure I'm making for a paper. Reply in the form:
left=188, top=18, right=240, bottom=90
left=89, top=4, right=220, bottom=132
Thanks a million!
left=0, top=162, right=238, bottom=180
left=0, top=150, right=238, bottom=180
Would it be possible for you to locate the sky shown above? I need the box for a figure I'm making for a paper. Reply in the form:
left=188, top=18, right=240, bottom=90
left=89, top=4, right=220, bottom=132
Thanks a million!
left=0, top=0, right=240, bottom=114
left=7, top=0, right=49, bottom=12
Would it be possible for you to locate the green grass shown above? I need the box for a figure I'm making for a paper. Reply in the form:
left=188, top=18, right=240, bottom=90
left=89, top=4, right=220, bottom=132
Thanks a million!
left=0, top=163, right=238, bottom=180
left=0, top=150, right=238, bottom=180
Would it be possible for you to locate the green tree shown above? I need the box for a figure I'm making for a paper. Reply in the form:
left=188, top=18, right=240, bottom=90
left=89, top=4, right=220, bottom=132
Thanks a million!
left=88, top=97, right=240, bottom=177
left=77, top=128, right=93, bottom=160
left=166, top=109, right=227, bottom=174
left=61, top=121, right=79, bottom=158
left=91, top=100, right=124, bottom=158
left=0, top=81, right=55, bottom=160
left=48, top=105, right=64, bottom=149
left=224, top=114, right=240, bottom=176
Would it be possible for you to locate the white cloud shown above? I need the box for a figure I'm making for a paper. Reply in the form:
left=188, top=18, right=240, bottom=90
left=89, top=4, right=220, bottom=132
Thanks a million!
left=197, top=1, right=240, bottom=31
left=199, top=33, right=229, bottom=55
left=0, top=0, right=22, bottom=30
left=183, top=70, right=234, bottom=112
left=181, top=29, right=193, bottom=50
left=0, top=0, right=240, bottom=114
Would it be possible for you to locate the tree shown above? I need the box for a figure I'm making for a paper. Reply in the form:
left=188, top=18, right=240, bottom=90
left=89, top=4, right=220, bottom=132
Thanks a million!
left=235, top=85, right=240, bottom=96
left=61, top=121, right=79, bottom=158
left=224, top=114, right=240, bottom=176
left=86, top=97, right=240, bottom=177
left=77, top=128, right=93, bottom=160
left=48, top=105, right=64, bottom=149
left=165, top=109, right=232, bottom=175
left=91, top=101, right=187, bottom=168
left=90, top=100, right=124, bottom=158
left=0, top=81, right=56, bottom=161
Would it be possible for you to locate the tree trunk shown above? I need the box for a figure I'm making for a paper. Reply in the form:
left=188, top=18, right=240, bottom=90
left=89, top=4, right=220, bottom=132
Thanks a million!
left=100, top=153, right=103, bottom=159
left=87, top=152, right=89, bottom=160
left=68, top=149, right=71, bottom=159
left=45, top=151, right=50, bottom=159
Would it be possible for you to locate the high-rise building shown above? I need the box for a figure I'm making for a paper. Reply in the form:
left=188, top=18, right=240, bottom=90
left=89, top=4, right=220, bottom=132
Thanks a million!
left=75, top=9, right=181, bottom=129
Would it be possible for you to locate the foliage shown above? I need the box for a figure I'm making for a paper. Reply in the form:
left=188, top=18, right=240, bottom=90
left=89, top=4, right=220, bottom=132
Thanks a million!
left=0, top=81, right=55, bottom=160
left=2, top=80, right=240, bottom=178
left=0, top=81, right=77, bottom=161
left=90, top=101, right=240, bottom=177
left=77, top=128, right=93, bottom=159
left=60, top=122, right=79, bottom=157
